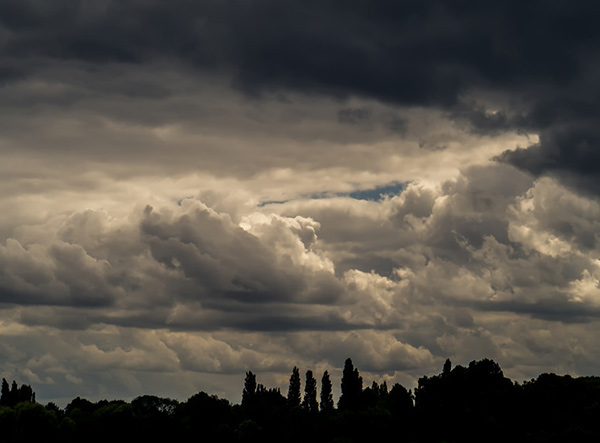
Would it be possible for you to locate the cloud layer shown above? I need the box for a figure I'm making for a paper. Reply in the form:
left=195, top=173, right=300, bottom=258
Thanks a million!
left=2, top=0, right=600, bottom=405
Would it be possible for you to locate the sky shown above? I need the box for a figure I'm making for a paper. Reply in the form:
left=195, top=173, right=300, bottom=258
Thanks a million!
left=2, top=0, right=600, bottom=406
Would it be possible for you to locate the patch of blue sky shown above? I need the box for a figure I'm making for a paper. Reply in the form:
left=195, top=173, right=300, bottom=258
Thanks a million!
left=258, top=182, right=405, bottom=207
left=177, top=197, right=195, bottom=206
left=257, top=199, right=289, bottom=207
left=346, top=182, right=405, bottom=201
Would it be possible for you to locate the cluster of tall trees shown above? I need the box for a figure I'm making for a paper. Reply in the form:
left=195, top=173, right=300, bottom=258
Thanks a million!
left=255, top=359, right=404, bottom=415
left=2, top=358, right=600, bottom=442
left=0, top=379, right=35, bottom=407
left=249, top=366, right=330, bottom=413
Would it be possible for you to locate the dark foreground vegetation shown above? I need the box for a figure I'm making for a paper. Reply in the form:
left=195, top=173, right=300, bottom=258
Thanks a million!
left=2, top=358, right=600, bottom=442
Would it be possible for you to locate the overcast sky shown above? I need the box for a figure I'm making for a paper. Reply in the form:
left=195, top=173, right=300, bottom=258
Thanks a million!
left=3, top=0, right=600, bottom=406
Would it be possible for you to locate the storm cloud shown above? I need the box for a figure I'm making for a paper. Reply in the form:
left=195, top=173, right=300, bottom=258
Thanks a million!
left=2, top=0, right=600, bottom=405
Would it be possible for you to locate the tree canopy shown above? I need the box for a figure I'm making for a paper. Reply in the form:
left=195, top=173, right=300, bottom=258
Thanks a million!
left=2, top=358, right=600, bottom=442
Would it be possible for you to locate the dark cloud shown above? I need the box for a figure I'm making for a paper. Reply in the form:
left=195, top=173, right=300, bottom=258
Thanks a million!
left=337, top=108, right=371, bottom=125
left=383, top=114, right=407, bottom=135
left=0, top=63, right=25, bottom=85
left=498, top=123, right=600, bottom=196
left=482, top=299, right=600, bottom=324
left=5, top=0, right=600, bottom=405
left=3, top=0, right=599, bottom=194
left=0, top=238, right=117, bottom=308
left=1, top=0, right=595, bottom=101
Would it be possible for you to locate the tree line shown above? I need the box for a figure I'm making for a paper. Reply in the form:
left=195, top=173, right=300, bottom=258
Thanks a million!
left=2, top=357, right=600, bottom=442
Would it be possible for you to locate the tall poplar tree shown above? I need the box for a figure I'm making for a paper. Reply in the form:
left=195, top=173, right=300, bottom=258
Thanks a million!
left=0, top=378, right=8, bottom=406
left=287, top=366, right=301, bottom=407
left=320, top=370, right=334, bottom=412
left=302, top=370, right=318, bottom=413
left=339, top=358, right=363, bottom=411
left=242, top=371, right=257, bottom=407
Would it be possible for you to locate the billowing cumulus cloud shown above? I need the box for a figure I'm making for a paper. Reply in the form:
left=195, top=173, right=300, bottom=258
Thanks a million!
left=2, top=0, right=600, bottom=406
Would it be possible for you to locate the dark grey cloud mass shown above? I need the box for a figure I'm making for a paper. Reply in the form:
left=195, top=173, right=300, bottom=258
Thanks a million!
left=2, top=0, right=599, bottom=191
left=2, top=0, right=600, bottom=406
left=0, top=1, right=593, bottom=99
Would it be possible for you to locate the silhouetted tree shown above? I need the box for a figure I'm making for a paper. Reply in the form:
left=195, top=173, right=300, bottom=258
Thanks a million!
left=65, top=396, right=96, bottom=416
left=415, top=358, right=516, bottom=443
left=14, top=401, right=58, bottom=441
left=251, top=384, right=287, bottom=435
left=94, top=401, right=134, bottom=440
left=0, top=380, right=35, bottom=407
left=379, top=380, right=388, bottom=396
left=10, top=356, right=600, bottom=443
left=18, top=384, right=35, bottom=403
left=443, top=358, right=452, bottom=376
left=242, top=371, right=257, bottom=407
left=132, top=395, right=178, bottom=417
left=302, top=370, right=318, bottom=413
left=0, top=379, right=9, bottom=406
left=10, top=381, right=18, bottom=406
left=45, top=402, right=61, bottom=413
left=339, top=358, right=362, bottom=411
left=0, top=405, right=16, bottom=440
left=287, top=366, right=301, bottom=408
left=361, top=383, right=380, bottom=409
left=386, top=383, right=413, bottom=415
left=181, top=391, right=233, bottom=440
left=320, top=370, right=334, bottom=413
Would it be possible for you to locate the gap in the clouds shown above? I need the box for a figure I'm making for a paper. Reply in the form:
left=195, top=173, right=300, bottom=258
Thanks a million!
left=258, top=182, right=406, bottom=207
left=345, top=182, right=405, bottom=201
left=177, top=197, right=196, bottom=206
left=257, top=199, right=289, bottom=207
